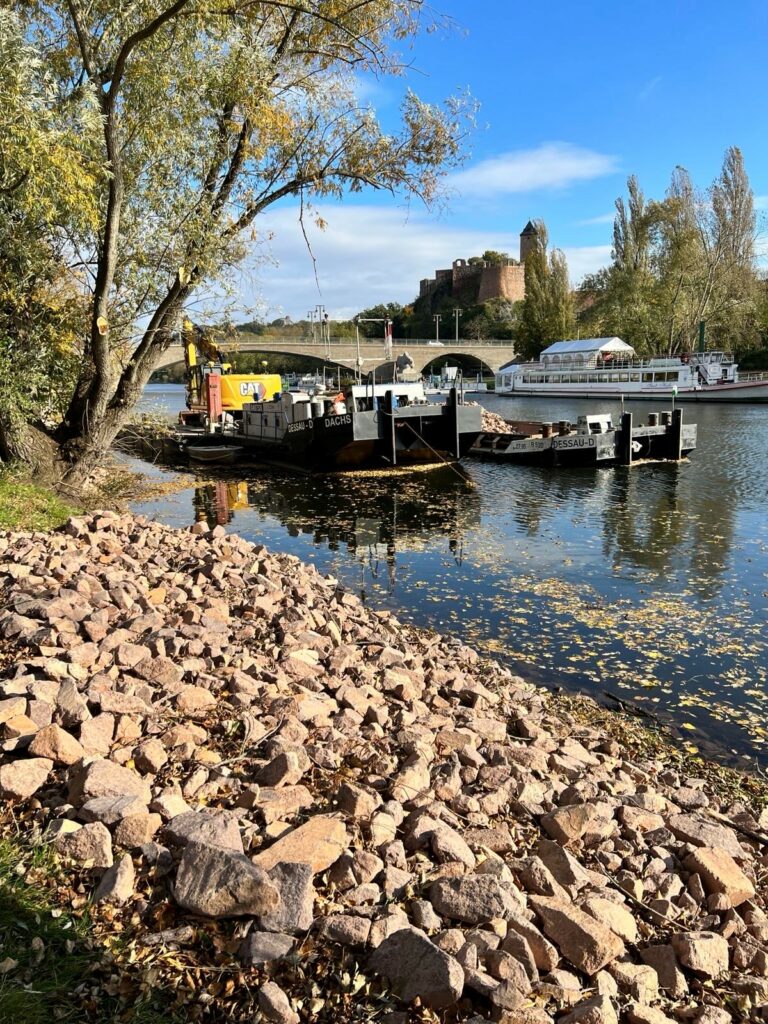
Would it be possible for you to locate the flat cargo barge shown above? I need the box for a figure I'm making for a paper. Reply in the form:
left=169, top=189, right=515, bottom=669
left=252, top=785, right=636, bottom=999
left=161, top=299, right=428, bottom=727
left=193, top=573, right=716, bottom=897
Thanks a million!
left=470, top=410, right=696, bottom=467
left=163, top=380, right=482, bottom=471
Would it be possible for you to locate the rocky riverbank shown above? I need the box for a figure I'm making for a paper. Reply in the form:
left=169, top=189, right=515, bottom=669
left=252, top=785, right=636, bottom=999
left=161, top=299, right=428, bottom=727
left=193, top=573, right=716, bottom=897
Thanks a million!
left=0, top=512, right=766, bottom=1024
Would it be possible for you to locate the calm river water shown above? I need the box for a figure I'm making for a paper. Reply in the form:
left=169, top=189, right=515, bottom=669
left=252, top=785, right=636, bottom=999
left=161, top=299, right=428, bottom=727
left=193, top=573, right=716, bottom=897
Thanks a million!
left=134, top=384, right=768, bottom=766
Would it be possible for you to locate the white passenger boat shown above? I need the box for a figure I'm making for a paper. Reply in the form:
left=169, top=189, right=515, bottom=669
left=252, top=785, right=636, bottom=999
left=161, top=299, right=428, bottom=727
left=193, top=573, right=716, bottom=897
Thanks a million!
left=495, top=337, right=768, bottom=402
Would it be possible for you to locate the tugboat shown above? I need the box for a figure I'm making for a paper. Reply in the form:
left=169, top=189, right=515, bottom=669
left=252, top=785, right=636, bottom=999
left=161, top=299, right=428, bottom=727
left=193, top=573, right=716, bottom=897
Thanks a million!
left=177, top=376, right=482, bottom=470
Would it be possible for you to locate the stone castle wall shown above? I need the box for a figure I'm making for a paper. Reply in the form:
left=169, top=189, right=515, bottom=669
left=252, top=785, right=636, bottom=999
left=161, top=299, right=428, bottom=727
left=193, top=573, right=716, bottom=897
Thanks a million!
left=477, top=264, right=525, bottom=303
left=419, top=258, right=525, bottom=304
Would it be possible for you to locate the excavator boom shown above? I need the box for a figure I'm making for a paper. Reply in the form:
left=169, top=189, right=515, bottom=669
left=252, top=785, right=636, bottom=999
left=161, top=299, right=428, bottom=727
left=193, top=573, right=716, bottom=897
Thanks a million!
left=180, top=317, right=281, bottom=425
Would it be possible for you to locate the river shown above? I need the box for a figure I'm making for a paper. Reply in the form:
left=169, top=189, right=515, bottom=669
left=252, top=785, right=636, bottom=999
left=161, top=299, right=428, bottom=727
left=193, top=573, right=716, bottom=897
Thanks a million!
left=133, top=383, right=768, bottom=767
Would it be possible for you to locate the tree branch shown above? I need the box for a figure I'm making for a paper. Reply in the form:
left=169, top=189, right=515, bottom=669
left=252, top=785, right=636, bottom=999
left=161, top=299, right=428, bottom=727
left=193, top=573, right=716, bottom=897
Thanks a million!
left=65, top=0, right=96, bottom=81
left=105, top=0, right=193, bottom=100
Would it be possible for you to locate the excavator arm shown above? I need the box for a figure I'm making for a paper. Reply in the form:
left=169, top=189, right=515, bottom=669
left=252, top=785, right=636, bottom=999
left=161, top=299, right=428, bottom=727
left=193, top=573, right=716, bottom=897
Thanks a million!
left=178, top=316, right=282, bottom=426
left=182, top=317, right=228, bottom=368
left=182, top=318, right=232, bottom=409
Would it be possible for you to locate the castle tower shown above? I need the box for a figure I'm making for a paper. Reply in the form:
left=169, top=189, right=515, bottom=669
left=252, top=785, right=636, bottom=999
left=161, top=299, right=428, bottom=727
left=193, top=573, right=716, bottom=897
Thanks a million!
left=519, top=220, right=538, bottom=262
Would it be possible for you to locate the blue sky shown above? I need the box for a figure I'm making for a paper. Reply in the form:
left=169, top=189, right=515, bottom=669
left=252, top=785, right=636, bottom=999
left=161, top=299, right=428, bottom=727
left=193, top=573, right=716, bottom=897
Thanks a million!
left=233, top=0, right=768, bottom=322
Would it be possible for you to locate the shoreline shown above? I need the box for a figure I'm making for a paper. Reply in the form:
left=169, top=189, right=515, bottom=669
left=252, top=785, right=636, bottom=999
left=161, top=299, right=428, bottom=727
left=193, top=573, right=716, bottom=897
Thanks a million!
left=0, top=512, right=765, bottom=1022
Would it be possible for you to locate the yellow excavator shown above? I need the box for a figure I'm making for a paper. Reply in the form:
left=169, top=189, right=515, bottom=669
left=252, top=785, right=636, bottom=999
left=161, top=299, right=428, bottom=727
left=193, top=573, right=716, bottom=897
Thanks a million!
left=181, top=318, right=282, bottom=426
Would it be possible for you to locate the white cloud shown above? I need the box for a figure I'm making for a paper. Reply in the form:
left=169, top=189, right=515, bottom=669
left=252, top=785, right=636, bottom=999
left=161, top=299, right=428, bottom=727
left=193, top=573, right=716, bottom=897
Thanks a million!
left=349, top=72, right=395, bottom=108
left=576, top=212, right=616, bottom=226
left=561, top=245, right=612, bottom=284
left=448, top=143, right=619, bottom=198
left=222, top=203, right=612, bottom=321
left=754, top=195, right=768, bottom=210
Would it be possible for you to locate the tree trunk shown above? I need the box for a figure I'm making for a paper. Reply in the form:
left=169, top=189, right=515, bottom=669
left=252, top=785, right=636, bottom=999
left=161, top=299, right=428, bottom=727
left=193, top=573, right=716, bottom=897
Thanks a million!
left=58, top=373, right=148, bottom=489
left=58, top=298, right=185, bottom=488
left=0, top=415, right=69, bottom=487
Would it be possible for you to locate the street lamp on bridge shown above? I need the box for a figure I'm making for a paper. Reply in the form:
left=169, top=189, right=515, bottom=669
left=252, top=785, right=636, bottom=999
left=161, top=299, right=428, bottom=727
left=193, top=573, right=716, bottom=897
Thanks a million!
left=315, top=304, right=330, bottom=358
left=433, top=313, right=441, bottom=343
left=453, top=307, right=462, bottom=343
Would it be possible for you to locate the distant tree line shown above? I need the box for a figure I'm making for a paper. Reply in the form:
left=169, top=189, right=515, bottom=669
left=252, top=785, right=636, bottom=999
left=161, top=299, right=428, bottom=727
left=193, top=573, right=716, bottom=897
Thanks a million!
left=580, top=146, right=767, bottom=360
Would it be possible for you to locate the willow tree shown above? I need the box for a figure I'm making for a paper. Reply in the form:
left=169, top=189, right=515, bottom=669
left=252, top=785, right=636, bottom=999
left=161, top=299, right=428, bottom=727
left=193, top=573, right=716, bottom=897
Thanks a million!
left=8, top=1, right=472, bottom=484
left=0, top=11, right=100, bottom=470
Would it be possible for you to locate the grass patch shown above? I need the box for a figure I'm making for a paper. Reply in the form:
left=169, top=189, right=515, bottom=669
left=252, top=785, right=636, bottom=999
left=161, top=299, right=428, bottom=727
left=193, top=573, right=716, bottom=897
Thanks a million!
left=0, top=469, right=77, bottom=532
left=0, top=833, right=184, bottom=1024
left=0, top=833, right=96, bottom=1024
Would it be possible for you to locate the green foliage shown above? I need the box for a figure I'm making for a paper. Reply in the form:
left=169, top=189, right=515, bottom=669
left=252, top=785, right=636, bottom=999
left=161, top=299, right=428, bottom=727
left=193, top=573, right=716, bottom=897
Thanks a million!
left=355, top=303, right=407, bottom=337
left=579, top=147, right=761, bottom=355
left=0, top=10, right=96, bottom=459
left=517, top=222, right=575, bottom=359
left=480, top=250, right=511, bottom=264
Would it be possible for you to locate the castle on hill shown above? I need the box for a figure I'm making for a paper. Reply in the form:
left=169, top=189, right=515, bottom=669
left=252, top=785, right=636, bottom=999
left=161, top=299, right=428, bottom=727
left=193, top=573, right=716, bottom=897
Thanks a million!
left=418, top=221, right=538, bottom=305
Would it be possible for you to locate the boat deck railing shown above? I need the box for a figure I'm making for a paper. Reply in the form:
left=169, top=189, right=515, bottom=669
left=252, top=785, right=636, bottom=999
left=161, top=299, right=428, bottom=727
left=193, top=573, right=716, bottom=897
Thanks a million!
left=532, top=358, right=686, bottom=371
left=738, top=371, right=768, bottom=382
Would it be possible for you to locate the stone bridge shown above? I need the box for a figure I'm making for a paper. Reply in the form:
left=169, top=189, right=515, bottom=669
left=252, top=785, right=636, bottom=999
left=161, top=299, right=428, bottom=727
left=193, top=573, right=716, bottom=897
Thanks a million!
left=155, top=333, right=516, bottom=375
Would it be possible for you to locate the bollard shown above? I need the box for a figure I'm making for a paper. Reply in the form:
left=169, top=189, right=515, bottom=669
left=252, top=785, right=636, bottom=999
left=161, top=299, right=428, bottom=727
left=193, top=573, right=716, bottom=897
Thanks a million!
left=619, top=411, right=633, bottom=465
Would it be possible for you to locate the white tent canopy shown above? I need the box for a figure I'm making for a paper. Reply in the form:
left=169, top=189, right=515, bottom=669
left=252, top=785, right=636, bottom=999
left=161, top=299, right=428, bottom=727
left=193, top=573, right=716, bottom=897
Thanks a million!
left=541, top=337, right=635, bottom=358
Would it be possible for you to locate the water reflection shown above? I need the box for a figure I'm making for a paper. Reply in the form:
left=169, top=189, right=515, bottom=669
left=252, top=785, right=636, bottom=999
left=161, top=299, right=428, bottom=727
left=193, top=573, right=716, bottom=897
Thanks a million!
left=191, top=468, right=481, bottom=593
left=599, top=464, right=732, bottom=598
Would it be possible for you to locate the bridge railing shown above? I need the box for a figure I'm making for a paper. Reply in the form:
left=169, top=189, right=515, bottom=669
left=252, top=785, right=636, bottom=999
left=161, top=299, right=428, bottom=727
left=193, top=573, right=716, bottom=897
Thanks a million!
left=232, top=335, right=515, bottom=347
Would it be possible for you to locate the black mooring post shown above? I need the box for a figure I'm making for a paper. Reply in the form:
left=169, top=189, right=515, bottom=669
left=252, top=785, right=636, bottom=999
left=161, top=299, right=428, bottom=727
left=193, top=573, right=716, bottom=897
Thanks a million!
left=620, top=411, right=633, bottom=465
left=671, top=408, right=683, bottom=460
left=385, top=389, right=396, bottom=466
left=449, top=386, right=460, bottom=458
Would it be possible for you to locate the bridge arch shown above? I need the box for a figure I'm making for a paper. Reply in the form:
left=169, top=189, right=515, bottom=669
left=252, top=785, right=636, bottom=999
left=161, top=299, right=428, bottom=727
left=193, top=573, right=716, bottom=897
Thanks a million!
left=418, top=351, right=496, bottom=378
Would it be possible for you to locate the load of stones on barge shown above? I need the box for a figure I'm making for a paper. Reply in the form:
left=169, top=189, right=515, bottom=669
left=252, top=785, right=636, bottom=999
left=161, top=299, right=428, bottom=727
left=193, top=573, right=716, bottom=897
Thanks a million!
left=0, top=512, right=764, bottom=1023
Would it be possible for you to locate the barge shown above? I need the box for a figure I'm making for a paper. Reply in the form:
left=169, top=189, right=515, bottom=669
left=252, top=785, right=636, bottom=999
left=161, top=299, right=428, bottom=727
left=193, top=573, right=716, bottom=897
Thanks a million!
left=471, top=410, right=696, bottom=467
left=176, top=379, right=482, bottom=470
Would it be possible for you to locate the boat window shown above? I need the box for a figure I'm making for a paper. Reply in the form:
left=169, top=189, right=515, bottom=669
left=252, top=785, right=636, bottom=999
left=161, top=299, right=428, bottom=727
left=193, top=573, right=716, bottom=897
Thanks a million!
left=631, top=373, right=641, bottom=381
left=620, top=373, right=629, bottom=382
left=642, top=372, right=654, bottom=382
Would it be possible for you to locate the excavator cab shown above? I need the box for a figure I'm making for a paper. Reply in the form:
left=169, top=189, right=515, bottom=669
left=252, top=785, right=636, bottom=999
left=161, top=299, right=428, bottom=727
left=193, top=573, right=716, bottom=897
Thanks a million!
left=181, top=318, right=281, bottom=426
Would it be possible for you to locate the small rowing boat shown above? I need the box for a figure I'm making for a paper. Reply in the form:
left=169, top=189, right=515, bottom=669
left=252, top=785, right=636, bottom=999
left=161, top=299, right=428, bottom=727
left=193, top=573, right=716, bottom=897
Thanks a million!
left=186, top=444, right=243, bottom=464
